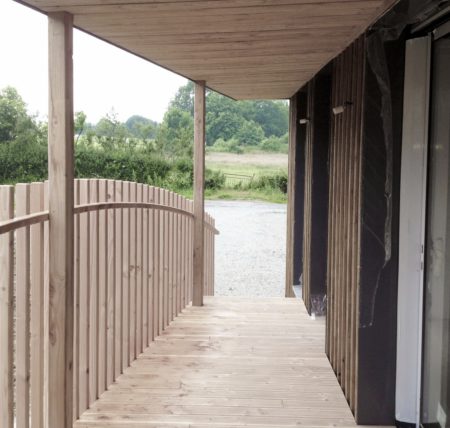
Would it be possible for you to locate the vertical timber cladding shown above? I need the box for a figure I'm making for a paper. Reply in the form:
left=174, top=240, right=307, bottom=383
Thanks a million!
left=301, top=72, right=331, bottom=315
left=327, top=26, right=403, bottom=423
left=326, top=36, right=364, bottom=416
left=293, top=92, right=307, bottom=290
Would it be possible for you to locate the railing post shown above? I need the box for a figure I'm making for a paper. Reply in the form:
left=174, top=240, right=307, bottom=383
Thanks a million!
left=193, top=81, right=206, bottom=307
left=47, top=12, right=74, bottom=428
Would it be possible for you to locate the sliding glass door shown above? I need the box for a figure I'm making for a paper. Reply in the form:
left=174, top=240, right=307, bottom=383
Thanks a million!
left=422, top=27, right=450, bottom=427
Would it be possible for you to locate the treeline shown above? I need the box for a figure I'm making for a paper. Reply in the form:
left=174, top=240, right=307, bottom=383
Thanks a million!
left=0, top=86, right=287, bottom=195
left=168, top=82, right=289, bottom=153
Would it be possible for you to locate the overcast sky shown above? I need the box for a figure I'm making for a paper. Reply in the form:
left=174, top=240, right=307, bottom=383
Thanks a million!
left=0, top=0, right=187, bottom=123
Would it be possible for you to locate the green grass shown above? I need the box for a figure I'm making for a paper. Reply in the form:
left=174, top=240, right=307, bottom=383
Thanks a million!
left=175, top=187, right=286, bottom=204
left=177, top=152, right=288, bottom=204
left=206, top=162, right=285, bottom=178
left=205, top=188, right=287, bottom=204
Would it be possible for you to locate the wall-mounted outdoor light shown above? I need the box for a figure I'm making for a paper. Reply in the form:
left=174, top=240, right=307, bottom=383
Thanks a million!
left=299, top=118, right=310, bottom=124
left=332, top=101, right=353, bottom=115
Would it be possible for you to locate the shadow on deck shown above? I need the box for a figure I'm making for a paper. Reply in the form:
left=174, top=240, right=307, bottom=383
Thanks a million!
left=75, top=297, right=387, bottom=427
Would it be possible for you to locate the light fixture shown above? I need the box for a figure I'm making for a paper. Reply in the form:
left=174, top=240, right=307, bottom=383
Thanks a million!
left=332, top=101, right=353, bottom=115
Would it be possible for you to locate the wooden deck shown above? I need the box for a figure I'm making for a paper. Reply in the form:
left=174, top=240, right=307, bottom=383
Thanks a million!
left=75, top=297, right=387, bottom=428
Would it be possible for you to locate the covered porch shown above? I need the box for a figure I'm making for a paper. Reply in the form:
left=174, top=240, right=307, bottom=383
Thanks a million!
left=1, top=0, right=401, bottom=427
left=75, top=297, right=367, bottom=428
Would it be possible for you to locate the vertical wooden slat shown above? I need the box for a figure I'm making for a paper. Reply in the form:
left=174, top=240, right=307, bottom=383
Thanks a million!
left=73, top=179, right=80, bottom=419
left=122, top=182, right=130, bottom=371
left=142, top=185, right=149, bottom=349
left=89, top=179, right=99, bottom=405
left=154, top=188, right=161, bottom=337
left=148, top=186, right=157, bottom=343
left=106, top=180, right=116, bottom=386
left=47, top=13, right=74, bottom=427
left=163, top=190, right=170, bottom=327
left=97, top=179, right=107, bottom=396
left=79, top=179, right=89, bottom=414
left=173, top=193, right=179, bottom=318
left=177, top=195, right=182, bottom=314
left=326, top=36, right=365, bottom=416
left=212, top=218, right=216, bottom=295
left=189, top=200, right=194, bottom=303
left=129, top=182, right=137, bottom=362
left=114, top=181, right=123, bottom=378
left=30, top=182, right=45, bottom=428
left=0, top=186, right=14, bottom=428
left=181, top=197, right=187, bottom=308
left=136, top=183, right=143, bottom=355
left=16, top=183, right=31, bottom=428
left=168, top=192, right=174, bottom=323
left=193, top=81, right=206, bottom=306
left=353, top=36, right=365, bottom=414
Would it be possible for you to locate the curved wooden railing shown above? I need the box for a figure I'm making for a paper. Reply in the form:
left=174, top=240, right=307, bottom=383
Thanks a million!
left=0, top=179, right=217, bottom=427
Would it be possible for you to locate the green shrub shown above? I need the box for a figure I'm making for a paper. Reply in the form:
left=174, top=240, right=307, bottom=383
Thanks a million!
left=250, top=173, right=288, bottom=194
left=205, top=169, right=225, bottom=190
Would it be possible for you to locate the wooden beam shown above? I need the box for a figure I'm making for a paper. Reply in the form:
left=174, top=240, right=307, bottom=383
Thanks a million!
left=47, top=12, right=74, bottom=428
left=193, top=81, right=206, bottom=307
left=285, top=94, right=297, bottom=298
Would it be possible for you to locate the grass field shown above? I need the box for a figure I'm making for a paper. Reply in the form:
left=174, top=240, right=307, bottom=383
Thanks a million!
left=205, top=152, right=288, bottom=203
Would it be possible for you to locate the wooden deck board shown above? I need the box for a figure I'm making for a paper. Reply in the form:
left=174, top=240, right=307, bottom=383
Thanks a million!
left=75, top=297, right=390, bottom=428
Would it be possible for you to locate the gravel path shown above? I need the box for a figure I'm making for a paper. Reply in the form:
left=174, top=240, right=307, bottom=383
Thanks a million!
left=205, top=200, right=287, bottom=297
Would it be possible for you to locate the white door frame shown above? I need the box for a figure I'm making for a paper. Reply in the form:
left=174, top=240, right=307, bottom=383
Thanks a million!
left=395, top=35, right=431, bottom=426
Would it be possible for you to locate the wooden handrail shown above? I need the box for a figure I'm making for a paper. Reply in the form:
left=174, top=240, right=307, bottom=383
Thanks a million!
left=74, top=202, right=219, bottom=235
left=0, top=180, right=217, bottom=426
left=0, top=211, right=50, bottom=235
left=0, top=203, right=219, bottom=236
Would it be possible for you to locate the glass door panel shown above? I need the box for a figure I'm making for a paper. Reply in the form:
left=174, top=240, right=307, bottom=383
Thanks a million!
left=422, top=30, right=450, bottom=427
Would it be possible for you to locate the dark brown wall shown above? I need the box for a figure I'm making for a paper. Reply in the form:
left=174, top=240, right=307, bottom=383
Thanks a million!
left=301, top=73, right=331, bottom=315
left=326, top=36, right=365, bottom=415
left=293, top=92, right=307, bottom=287
left=357, top=22, right=405, bottom=428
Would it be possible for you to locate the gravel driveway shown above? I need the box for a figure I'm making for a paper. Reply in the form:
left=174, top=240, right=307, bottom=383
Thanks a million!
left=205, top=200, right=287, bottom=297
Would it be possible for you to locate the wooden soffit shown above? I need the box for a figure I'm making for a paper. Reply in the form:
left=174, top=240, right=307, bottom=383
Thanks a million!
left=18, top=0, right=398, bottom=100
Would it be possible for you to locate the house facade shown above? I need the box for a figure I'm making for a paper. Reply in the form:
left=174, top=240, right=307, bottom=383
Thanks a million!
left=286, top=0, right=450, bottom=425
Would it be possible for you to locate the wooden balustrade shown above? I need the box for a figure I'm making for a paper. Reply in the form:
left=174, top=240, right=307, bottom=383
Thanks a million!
left=0, top=179, right=217, bottom=427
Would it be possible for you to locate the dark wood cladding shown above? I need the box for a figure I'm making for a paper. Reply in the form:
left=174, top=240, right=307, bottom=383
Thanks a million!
left=293, top=92, right=307, bottom=288
left=302, top=74, right=330, bottom=315
left=326, top=36, right=365, bottom=414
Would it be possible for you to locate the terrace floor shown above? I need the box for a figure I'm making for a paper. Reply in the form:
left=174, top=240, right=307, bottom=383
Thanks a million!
left=75, top=297, right=388, bottom=428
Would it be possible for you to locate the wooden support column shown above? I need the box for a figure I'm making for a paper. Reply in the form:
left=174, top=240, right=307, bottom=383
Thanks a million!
left=285, top=94, right=297, bottom=298
left=47, top=12, right=74, bottom=428
left=193, top=81, right=206, bottom=307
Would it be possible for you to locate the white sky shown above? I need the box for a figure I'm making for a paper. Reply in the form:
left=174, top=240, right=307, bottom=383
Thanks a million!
left=0, top=0, right=187, bottom=123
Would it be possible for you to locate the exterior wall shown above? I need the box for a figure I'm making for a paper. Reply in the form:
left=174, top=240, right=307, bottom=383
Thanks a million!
left=357, top=25, right=405, bottom=425
left=301, top=74, right=331, bottom=315
left=291, top=18, right=406, bottom=423
left=326, top=36, right=365, bottom=416
left=293, top=92, right=307, bottom=288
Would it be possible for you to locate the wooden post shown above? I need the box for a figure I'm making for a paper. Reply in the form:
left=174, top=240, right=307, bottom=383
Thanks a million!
left=193, top=81, right=206, bottom=306
left=285, top=94, right=297, bottom=298
left=47, top=12, right=74, bottom=428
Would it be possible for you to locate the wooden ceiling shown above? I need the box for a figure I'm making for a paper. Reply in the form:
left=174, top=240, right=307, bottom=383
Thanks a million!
left=19, top=0, right=397, bottom=100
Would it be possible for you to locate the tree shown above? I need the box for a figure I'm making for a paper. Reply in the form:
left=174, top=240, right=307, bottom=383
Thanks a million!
left=0, top=86, right=38, bottom=143
left=156, top=106, right=194, bottom=157
left=125, top=115, right=157, bottom=140
left=170, top=81, right=195, bottom=116
left=236, top=120, right=265, bottom=146
left=95, top=110, right=130, bottom=149
left=206, top=111, right=244, bottom=145
left=240, top=100, right=288, bottom=137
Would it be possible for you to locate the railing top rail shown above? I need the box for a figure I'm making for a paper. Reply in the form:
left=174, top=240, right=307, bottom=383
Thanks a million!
left=0, top=211, right=50, bottom=235
left=0, top=202, right=219, bottom=235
